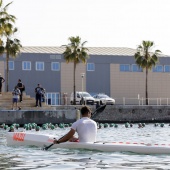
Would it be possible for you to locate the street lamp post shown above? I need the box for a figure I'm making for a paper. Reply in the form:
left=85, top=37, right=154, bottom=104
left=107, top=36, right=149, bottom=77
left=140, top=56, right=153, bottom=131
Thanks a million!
left=81, top=73, right=85, bottom=92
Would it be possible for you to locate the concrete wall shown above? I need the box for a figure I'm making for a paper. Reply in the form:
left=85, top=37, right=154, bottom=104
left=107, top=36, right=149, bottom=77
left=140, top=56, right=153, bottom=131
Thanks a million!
left=1, top=106, right=170, bottom=125
left=92, top=105, right=170, bottom=123
left=0, top=108, right=77, bottom=125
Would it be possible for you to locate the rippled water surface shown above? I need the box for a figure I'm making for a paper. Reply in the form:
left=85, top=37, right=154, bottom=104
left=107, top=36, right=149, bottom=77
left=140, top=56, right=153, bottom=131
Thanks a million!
left=1, top=124, right=170, bottom=170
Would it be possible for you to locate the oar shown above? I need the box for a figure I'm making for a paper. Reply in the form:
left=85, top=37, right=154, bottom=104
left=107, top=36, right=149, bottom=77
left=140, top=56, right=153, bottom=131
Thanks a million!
left=42, top=138, right=56, bottom=150
left=43, top=136, right=64, bottom=150
left=91, top=104, right=106, bottom=118
left=43, top=143, right=54, bottom=150
left=43, top=104, right=106, bottom=150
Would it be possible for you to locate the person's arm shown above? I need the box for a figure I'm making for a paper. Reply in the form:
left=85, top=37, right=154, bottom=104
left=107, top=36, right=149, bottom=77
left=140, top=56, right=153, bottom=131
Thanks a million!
left=54, top=128, right=75, bottom=144
left=2, top=78, right=5, bottom=83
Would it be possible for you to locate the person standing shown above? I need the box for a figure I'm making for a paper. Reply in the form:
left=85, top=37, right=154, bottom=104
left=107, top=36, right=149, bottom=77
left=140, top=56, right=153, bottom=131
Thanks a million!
left=63, top=92, right=67, bottom=105
left=17, top=79, right=24, bottom=102
left=12, top=86, right=21, bottom=110
left=0, top=73, right=5, bottom=95
left=35, top=84, right=43, bottom=107
left=54, top=105, right=97, bottom=144
left=41, top=88, right=46, bottom=102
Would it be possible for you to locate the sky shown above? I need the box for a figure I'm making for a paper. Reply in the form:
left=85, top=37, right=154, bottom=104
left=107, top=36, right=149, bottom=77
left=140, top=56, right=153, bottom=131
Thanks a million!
left=5, top=0, right=170, bottom=55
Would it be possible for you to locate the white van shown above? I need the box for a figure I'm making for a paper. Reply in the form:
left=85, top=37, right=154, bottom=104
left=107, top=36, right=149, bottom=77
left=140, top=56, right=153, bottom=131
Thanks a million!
left=70, top=91, right=95, bottom=105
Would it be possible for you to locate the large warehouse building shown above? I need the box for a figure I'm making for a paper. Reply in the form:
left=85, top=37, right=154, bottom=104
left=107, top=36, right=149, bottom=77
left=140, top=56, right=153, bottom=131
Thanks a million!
left=0, top=46, right=170, bottom=105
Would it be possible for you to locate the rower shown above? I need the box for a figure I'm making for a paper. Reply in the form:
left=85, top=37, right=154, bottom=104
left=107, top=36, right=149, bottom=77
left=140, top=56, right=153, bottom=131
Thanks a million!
left=54, top=105, right=97, bottom=144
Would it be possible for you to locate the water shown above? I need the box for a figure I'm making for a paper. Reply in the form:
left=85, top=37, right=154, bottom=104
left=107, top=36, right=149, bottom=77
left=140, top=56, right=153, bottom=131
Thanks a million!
left=1, top=124, right=170, bottom=170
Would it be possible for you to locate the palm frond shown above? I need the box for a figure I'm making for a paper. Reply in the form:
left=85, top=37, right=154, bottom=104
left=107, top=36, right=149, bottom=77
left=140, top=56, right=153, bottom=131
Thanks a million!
left=0, top=0, right=2, bottom=8
left=3, top=2, right=13, bottom=11
left=63, top=36, right=89, bottom=65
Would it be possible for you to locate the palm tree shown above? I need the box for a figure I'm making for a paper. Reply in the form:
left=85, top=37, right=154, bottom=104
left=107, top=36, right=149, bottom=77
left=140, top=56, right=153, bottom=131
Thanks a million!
left=0, top=0, right=21, bottom=92
left=0, top=29, right=22, bottom=91
left=63, top=36, right=89, bottom=105
left=134, top=41, right=161, bottom=105
left=0, top=0, right=16, bottom=37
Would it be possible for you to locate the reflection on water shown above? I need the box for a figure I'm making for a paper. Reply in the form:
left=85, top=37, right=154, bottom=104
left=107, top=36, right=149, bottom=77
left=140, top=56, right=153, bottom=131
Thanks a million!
left=1, top=124, right=170, bottom=169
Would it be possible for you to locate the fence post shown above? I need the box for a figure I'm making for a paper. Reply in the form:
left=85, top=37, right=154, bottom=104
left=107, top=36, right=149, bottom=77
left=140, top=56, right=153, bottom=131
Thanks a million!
left=123, top=97, right=125, bottom=105
left=160, top=98, right=161, bottom=105
left=142, top=97, right=143, bottom=105
left=76, top=109, right=80, bottom=120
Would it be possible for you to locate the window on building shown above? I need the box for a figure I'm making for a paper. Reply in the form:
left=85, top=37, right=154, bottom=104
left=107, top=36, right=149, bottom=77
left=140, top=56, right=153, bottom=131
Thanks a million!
left=120, top=64, right=130, bottom=72
left=152, top=65, right=163, bottom=72
left=51, top=62, right=60, bottom=71
left=87, top=63, right=95, bottom=71
left=132, top=64, right=142, bottom=72
left=9, top=61, right=14, bottom=70
left=46, top=93, right=60, bottom=105
left=36, top=62, right=44, bottom=71
left=22, top=61, right=31, bottom=70
left=164, top=65, right=170, bottom=72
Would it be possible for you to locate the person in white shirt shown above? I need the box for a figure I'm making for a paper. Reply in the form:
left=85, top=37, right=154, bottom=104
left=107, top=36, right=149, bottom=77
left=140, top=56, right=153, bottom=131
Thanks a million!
left=12, top=86, right=21, bottom=110
left=54, top=106, right=97, bottom=144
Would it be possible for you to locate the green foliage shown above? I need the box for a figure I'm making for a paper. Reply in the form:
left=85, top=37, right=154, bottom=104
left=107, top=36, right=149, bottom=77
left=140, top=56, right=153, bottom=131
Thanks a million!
left=63, top=36, right=89, bottom=105
left=63, top=36, right=89, bottom=64
left=134, top=41, right=161, bottom=105
left=134, top=40, right=161, bottom=70
left=0, top=0, right=22, bottom=92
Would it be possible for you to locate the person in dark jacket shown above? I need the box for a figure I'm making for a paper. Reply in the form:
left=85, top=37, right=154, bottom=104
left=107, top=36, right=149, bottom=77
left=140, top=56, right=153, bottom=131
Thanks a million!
left=17, top=79, right=24, bottom=102
left=0, top=73, right=5, bottom=95
left=35, top=84, right=43, bottom=107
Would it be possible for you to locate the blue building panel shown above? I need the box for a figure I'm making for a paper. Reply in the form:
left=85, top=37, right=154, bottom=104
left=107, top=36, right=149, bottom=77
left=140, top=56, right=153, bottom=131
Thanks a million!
left=1, top=53, right=62, bottom=98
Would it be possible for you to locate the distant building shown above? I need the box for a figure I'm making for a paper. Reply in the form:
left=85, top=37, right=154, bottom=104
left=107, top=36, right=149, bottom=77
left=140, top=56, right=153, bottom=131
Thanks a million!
left=0, top=46, right=170, bottom=105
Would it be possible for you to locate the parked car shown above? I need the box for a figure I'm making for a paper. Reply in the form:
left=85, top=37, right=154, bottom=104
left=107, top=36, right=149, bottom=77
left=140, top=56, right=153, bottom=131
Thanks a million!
left=70, top=91, right=95, bottom=105
left=93, top=94, right=115, bottom=105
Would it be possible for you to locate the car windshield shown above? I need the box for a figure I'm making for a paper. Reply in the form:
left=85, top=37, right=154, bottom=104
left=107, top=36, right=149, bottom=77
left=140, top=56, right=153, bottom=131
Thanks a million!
left=81, top=93, right=91, bottom=97
left=98, top=94, right=109, bottom=98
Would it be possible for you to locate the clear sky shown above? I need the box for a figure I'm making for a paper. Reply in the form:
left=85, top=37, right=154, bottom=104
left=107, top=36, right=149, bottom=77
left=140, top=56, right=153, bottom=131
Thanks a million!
left=7, top=0, right=170, bottom=55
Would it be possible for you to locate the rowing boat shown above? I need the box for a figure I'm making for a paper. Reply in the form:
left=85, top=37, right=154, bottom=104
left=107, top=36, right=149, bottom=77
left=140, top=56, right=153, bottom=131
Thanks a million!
left=6, top=132, right=170, bottom=154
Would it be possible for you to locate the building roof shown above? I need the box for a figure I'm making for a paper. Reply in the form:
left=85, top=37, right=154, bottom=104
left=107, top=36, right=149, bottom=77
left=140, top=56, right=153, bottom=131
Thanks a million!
left=21, top=46, right=168, bottom=57
left=21, top=46, right=137, bottom=56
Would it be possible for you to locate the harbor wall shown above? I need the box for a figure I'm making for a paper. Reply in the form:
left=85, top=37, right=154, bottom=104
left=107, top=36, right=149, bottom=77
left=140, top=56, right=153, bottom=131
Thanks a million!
left=1, top=105, right=170, bottom=125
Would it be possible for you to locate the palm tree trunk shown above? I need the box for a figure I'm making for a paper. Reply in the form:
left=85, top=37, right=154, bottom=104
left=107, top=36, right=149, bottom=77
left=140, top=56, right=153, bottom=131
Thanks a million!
left=6, top=39, right=9, bottom=92
left=6, top=53, right=9, bottom=92
left=146, top=67, right=148, bottom=105
left=73, top=61, right=76, bottom=105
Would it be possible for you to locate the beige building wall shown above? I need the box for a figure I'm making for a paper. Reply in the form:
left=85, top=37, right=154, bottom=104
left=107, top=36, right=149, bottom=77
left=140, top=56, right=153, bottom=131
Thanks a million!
left=111, top=64, right=170, bottom=105
left=61, top=63, right=86, bottom=104
left=0, top=61, right=5, bottom=92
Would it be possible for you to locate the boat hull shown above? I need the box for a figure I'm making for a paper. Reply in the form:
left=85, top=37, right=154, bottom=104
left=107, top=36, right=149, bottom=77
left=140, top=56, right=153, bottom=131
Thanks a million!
left=6, top=132, right=170, bottom=154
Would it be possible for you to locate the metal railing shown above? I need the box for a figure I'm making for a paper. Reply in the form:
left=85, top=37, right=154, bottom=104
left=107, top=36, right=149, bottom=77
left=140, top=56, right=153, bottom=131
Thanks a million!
left=45, top=95, right=170, bottom=106
left=116, top=97, right=170, bottom=106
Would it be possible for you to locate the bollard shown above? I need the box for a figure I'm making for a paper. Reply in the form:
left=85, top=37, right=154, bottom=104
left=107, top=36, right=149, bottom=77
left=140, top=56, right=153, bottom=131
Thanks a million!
left=76, top=109, right=80, bottom=120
